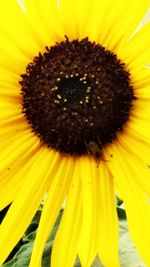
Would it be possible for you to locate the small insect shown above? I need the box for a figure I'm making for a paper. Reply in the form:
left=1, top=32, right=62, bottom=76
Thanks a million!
left=85, top=141, right=102, bottom=167
left=85, top=140, right=109, bottom=167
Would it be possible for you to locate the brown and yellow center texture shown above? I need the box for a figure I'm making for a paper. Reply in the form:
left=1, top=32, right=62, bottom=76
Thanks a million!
left=20, top=37, right=135, bottom=156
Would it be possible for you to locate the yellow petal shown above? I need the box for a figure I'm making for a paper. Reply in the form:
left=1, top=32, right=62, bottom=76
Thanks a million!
left=116, top=21, right=150, bottom=65
left=33, top=0, right=65, bottom=41
left=0, top=129, right=38, bottom=174
left=23, top=0, right=61, bottom=47
left=0, top=1, right=42, bottom=61
left=0, top=116, right=28, bottom=138
left=134, top=85, right=150, bottom=99
left=130, top=106, right=150, bottom=122
left=51, top=159, right=81, bottom=267
left=58, top=0, right=94, bottom=40
left=85, top=0, right=114, bottom=43
left=0, top=106, right=22, bottom=122
left=0, top=88, right=21, bottom=99
left=117, top=132, right=150, bottom=165
left=0, top=68, right=19, bottom=87
left=125, top=115, right=150, bottom=144
left=0, top=147, right=60, bottom=265
left=97, top=162, right=119, bottom=267
left=129, top=49, right=150, bottom=72
left=29, top=156, right=75, bottom=267
left=78, top=156, right=98, bottom=267
left=132, top=69, right=150, bottom=90
left=133, top=98, right=150, bottom=110
left=102, top=0, right=149, bottom=51
left=0, top=142, right=40, bottom=211
left=115, top=139, right=150, bottom=197
left=0, top=95, right=21, bottom=107
left=106, top=142, right=150, bottom=266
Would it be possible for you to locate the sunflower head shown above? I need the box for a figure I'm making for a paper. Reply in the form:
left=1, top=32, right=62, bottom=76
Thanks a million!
left=0, top=1, right=150, bottom=267
left=20, top=36, right=134, bottom=157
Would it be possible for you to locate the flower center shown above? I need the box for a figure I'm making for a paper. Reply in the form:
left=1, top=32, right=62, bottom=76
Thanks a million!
left=20, top=37, right=135, bottom=156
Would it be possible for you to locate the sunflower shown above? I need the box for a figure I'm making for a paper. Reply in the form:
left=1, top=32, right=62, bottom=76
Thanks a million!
left=0, top=0, right=150, bottom=266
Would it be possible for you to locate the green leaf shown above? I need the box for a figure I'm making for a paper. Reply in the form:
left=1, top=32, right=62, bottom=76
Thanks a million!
left=2, top=210, right=63, bottom=267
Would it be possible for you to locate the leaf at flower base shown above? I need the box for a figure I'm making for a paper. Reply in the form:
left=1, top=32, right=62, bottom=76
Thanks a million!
left=117, top=203, right=127, bottom=220
left=2, top=209, right=63, bottom=267
left=2, top=239, right=34, bottom=267
left=1, top=259, right=16, bottom=267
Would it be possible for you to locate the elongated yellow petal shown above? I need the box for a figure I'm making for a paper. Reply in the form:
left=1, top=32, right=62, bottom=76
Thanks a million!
left=133, top=99, right=150, bottom=110
left=0, top=106, right=21, bottom=121
left=0, top=143, right=40, bottom=211
left=58, top=0, right=94, bottom=40
left=0, top=117, right=28, bottom=139
left=132, top=69, right=150, bottom=90
left=29, top=156, right=74, bottom=267
left=0, top=95, right=21, bottom=107
left=0, top=136, right=40, bottom=184
left=117, top=132, right=150, bottom=165
left=114, top=140, right=150, bottom=197
left=97, top=162, right=119, bottom=267
left=0, top=45, right=27, bottom=74
left=77, top=156, right=98, bottom=267
left=0, top=1, right=42, bottom=60
left=0, top=68, right=19, bottom=87
left=0, top=147, right=60, bottom=265
left=131, top=106, right=150, bottom=122
left=129, top=49, right=150, bottom=71
left=125, top=115, right=150, bottom=144
left=102, top=0, right=149, bottom=51
left=116, top=21, right=150, bottom=64
left=0, top=129, right=38, bottom=174
left=34, top=0, right=65, bottom=41
left=85, top=0, right=114, bottom=43
left=134, top=85, right=150, bottom=99
left=51, top=159, right=81, bottom=267
left=106, top=143, right=150, bottom=265
left=23, top=0, right=60, bottom=47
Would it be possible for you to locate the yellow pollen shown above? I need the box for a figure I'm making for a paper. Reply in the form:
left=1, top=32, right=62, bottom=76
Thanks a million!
left=54, top=100, right=60, bottom=104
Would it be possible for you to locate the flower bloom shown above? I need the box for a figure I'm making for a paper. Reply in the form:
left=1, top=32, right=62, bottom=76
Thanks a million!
left=0, top=0, right=150, bottom=266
